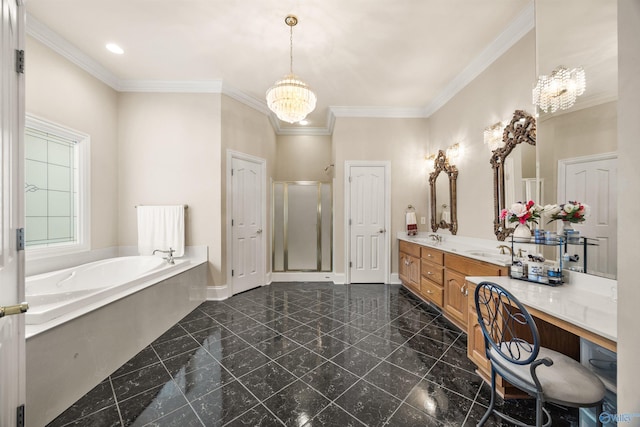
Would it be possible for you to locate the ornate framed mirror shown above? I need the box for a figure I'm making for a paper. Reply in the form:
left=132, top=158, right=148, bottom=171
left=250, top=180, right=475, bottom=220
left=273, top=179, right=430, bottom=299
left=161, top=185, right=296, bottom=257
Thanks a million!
left=429, top=150, right=458, bottom=234
left=490, top=110, right=536, bottom=240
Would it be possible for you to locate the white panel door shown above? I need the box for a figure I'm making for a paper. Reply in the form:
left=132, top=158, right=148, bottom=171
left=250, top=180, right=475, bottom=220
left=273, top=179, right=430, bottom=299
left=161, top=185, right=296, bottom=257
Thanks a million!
left=561, top=155, right=617, bottom=278
left=231, top=157, right=263, bottom=294
left=349, top=165, right=386, bottom=283
left=0, top=0, right=26, bottom=424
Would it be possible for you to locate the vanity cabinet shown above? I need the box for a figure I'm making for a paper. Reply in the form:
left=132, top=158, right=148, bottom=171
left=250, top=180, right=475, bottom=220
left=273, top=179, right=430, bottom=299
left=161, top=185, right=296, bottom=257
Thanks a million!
left=443, top=253, right=508, bottom=331
left=420, top=247, right=444, bottom=307
left=399, top=241, right=421, bottom=293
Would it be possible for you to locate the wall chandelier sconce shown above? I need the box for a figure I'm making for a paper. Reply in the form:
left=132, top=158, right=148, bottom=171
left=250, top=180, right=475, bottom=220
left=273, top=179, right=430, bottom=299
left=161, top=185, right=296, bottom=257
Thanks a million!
left=266, top=15, right=317, bottom=124
left=484, top=122, right=505, bottom=151
left=445, top=143, right=460, bottom=163
left=425, top=153, right=436, bottom=170
left=532, top=66, right=586, bottom=113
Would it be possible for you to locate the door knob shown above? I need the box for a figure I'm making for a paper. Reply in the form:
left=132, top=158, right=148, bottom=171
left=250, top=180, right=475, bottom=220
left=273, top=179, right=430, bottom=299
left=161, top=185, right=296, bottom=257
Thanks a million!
left=378, top=229, right=385, bottom=233
left=256, top=229, right=263, bottom=234
left=0, top=302, right=29, bottom=318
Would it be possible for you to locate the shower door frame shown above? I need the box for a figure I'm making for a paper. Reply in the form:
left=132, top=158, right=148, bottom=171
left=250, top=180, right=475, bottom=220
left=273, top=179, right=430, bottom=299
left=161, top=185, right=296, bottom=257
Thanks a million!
left=271, top=181, right=333, bottom=272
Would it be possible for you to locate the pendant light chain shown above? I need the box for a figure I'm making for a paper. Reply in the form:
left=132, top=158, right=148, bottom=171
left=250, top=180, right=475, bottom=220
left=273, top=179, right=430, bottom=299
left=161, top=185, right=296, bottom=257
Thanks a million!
left=289, top=24, right=294, bottom=74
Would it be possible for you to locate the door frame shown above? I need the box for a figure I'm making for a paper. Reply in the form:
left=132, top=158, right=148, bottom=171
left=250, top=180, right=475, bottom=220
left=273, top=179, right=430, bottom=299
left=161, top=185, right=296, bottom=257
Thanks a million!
left=344, top=161, right=391, bottom=284
left=225, top=150, right=267, bottom=295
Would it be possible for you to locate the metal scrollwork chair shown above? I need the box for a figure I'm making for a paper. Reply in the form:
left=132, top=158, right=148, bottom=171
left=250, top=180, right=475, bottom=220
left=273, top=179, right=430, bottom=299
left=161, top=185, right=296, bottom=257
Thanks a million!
left=474, top=281, right=605, bottom=427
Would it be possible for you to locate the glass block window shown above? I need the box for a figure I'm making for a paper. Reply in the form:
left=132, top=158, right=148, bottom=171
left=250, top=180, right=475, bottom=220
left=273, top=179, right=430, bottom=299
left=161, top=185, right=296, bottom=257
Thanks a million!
left=24, top=115, right=90, bottom=255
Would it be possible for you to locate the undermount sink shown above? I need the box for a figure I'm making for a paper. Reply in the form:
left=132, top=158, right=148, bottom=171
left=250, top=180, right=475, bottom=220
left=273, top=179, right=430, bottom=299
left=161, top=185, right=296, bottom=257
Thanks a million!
left=465, top=250, right=510, bottom=261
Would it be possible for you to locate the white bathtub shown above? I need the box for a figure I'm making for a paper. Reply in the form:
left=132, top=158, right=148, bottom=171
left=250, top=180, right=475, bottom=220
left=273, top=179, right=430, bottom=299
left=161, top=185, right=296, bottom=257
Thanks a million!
left=25, top=256, right=189, bottom=325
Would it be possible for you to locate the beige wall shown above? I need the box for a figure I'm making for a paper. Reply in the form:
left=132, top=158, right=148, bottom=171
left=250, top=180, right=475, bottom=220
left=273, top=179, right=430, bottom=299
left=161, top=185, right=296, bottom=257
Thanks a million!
left=275, top=135, right=332, bottom=182
left=537, top=101, right=617, bottom=205
left=332, top=117, right=430, bottom=276
left=117, top=93, right=222, bottom=286
left=221, top=96, right=277, bottom=287
left=25, top=37, right=119, bottom=249
left=617, top=0, right=639, bottom=413
left=427, top=30, right=536, bottom=240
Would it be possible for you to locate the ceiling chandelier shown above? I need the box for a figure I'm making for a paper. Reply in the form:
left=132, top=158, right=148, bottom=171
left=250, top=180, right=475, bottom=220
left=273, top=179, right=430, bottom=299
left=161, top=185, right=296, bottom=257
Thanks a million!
left=532, top=66, right=586, bottom=113
left=266, top=15, right=317, bottom=124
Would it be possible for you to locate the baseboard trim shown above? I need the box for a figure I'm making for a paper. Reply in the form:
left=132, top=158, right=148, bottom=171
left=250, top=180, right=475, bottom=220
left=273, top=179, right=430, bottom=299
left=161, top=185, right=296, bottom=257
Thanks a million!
left=206, top=285, right=229, bottom=300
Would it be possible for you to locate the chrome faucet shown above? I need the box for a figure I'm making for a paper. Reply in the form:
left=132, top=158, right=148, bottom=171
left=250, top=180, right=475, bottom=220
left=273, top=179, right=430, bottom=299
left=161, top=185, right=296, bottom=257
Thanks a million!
left=153, top=247, right=175, bottom=264
left=497, top=245, right=512, bottom=255
left=428, top=234, right=443, bottom=243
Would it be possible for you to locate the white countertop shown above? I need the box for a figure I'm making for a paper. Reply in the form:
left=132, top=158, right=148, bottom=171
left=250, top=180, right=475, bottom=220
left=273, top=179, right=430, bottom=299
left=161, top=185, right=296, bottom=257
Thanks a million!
left=466, top=276, right=617, bottom=343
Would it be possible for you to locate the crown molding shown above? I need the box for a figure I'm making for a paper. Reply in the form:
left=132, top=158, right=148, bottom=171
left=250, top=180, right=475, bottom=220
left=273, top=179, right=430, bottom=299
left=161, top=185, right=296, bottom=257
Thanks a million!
left=221, top=82, right=270, bottom=115
left=329, top=106, right=427, bottom=118
left=422, top=2, right=535, bottom=117
left=26, top=13, right=121, bottom=90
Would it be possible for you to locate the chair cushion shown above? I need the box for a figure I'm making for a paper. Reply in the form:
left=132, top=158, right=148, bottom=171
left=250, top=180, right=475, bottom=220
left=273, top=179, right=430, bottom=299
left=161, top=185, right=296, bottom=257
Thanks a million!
left=489, top=344, right=605, bottom=405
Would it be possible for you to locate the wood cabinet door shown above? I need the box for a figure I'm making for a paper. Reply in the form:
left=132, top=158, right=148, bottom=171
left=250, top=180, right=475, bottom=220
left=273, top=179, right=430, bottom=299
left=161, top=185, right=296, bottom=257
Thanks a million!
left=467, top=304, right=491, bottom=374
left=399, top=253, right=420, bottom=292
left=443, top=269, right=468, bottom=328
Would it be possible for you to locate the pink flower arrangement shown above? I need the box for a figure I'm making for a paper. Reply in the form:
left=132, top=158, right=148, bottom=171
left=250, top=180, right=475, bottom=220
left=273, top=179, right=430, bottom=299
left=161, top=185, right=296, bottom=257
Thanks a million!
left=500, top=200, right=544, bottom=225
left=546, top=201, right=590, bottom=224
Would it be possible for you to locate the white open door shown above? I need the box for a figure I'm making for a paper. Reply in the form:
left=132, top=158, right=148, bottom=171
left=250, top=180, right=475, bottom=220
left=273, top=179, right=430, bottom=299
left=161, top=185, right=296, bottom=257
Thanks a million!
left=346, top=162, right=390, bottom=284
left=229, top=153, right=265, bottom=295
left=0, top=0, right=26, bottom=425
left=559, top=153, right=617, bottom=278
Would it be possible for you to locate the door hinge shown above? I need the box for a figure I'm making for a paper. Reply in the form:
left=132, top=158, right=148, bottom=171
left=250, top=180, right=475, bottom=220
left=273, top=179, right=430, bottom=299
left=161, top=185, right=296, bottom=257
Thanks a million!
left=16, top=404, right=25, bottom=427
left=15, top=50, right=25, bottom=74
left=231, top=219, right=234, bottom=226
left=231, top=169, right=234, bottom=176
left=348, top=176, right=352, bottom=183
left=231, top=270, right=234, bottom=277
left=349, top=261, right=352, bottom=268
left=16, top=228, right=25, bottom=251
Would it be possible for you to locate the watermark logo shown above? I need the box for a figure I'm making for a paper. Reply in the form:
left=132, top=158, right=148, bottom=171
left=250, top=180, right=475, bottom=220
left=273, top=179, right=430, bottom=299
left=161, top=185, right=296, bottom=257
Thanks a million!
left=599, top=411, right=640, bottom=424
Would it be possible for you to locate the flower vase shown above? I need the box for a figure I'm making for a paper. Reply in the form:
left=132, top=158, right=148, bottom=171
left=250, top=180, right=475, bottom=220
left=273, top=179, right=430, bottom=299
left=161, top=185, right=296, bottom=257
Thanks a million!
left=562, top=220, right=574, bottom=237
left=513, top=223, right=532, bottom=241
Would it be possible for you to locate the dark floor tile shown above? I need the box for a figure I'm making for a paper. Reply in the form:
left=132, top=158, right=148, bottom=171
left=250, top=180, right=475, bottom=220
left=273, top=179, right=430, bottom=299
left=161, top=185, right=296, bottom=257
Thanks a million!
left=303, top=403, right=365, bottom=427
left=325, top=324, right=369, bottom=344
left=225, top=404, right=284, bottom=427
left=424, top=361, right=483, bottom=401
left=46, top=380, right=115, bottom=426
left=331, top=346, right=382, bottom=377
left=143, top=404, right=204, bottom=427
left=288, top=308, right=323, bottom=324
left=263, top=380, right=330, bottom=427
left=152, top=324, right=189, bottom=345
left=238, top=361, right=297, bottom=400
left=305, top=302, right=337, bottom=316
left=429, top=315, right=463, bottom=332
left=152, top=335, right=201, bottom=360
left=245, top=309, right=282, bottom=324
left=353, top=334, right=399, bottom=359
left=305, top=315, right=344, bottom=332
left=218, top=346, right=270, bottom=378
left=253, top=335, right=299, bottom=359
left=263, top=316, right=304, bottom=333
left=112, top=347, right=160, bottom=379
left=385, top=345, right=439, bottom=378
left=301, top=361, right=359, bottom=400
left=177, top=308, right=210, bottom=325
left=274, top=346, right=328, bottom=377
left=118, top=380, right=187, bottom=426
left=364, top=361, right=422, bottom=400
left=223, top=315, right=263, bottom=334
left=50, top=405, right=122, bottom=427
left=404, top=379, right=473, bottom=425
left=173, top=360, right=234, bottom=401
left=210, top=311, right=251, bottom=328
left=441, top=342, right=480, bottom=373
left=324, top=308, right=361, bottom=323
left=191, top=380, right=259, bottom=427
left=198, top=302, right=232, bottom=317
left=202, top=335, right=250, bottom=360
left=162, top=346, right=217, bottom=377
left=304, top=334, right=351, bottom=358
left=416, top=323, right=462, bottom=346
left=281, top=324, right=321, bottom=345
left=111, top=363, right=172, bottom=402
left=370, top=324, right=413, bottom=345
left=334, top=380, right=402, bottom=427
left=180, top=316, right=221, bottom=334
left=385, top=403, right=442, bottom=427
left=406, top=335, right=451, bottom=359
left=189, top=323, right=236, bottom=347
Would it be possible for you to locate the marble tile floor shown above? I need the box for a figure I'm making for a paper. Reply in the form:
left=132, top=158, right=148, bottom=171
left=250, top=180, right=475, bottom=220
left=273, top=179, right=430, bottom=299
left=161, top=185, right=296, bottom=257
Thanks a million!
left=47, top=283, right=579, bottom=427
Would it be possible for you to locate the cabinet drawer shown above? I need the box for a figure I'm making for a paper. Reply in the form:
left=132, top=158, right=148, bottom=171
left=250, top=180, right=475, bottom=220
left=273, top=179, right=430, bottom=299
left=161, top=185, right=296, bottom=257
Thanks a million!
left=399, top=240, right=421, bottom=258
left=421, top=259, right=444, bottom=285
left=445, top=253, right=507, bottom=276
left=421, top=278, right=444, bottom=307
left=421, top=247, right=444, bottom=265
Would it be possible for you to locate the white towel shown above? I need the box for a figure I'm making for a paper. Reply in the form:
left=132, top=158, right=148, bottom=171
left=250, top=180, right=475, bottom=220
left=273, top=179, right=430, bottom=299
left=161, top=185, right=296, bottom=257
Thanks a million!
left=406, top=212, right=418, bottom=235
left=441, top=211, right=451, bottom=223
left=137, top=205, right=185, bottom=257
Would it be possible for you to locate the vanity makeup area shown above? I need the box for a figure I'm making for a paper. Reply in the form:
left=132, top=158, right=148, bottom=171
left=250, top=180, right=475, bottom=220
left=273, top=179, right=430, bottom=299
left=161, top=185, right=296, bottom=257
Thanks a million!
left=398, top=0, right=618, bottom=423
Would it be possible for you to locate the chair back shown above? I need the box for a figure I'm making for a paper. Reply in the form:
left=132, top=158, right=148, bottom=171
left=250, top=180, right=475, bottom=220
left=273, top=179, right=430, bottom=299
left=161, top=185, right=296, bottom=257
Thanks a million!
left=474, top=281, right=540, bottom=365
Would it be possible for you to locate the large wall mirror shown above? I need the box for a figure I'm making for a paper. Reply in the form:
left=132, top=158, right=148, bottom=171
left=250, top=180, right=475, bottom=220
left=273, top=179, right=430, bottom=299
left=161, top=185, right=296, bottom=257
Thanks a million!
left=536, top=0, right=618, bottom=279
left=491, top=110, right=536, bottom=241
left=429, top=150, right=458, bottom=235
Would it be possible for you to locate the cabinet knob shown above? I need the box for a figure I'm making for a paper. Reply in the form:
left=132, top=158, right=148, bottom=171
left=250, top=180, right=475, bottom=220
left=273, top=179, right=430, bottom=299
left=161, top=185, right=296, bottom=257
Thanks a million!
left=427, top=271, right=433, bottom=275
left=425, top=290, right=433, bottom=294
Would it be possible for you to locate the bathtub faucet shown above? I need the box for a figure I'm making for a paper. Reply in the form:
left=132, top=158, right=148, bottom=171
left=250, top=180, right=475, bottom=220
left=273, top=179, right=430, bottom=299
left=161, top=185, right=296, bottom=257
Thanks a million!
left=153, top=248, right=175, bottom=265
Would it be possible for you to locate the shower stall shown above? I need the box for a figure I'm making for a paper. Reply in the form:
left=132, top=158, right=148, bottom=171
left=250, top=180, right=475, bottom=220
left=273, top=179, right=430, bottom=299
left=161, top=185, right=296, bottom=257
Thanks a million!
left=272, top=181, right=332, bottom=272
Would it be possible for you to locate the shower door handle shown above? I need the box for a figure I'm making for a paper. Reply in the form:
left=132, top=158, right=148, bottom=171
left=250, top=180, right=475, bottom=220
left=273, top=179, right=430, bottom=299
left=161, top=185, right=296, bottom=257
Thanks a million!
left=0, top=302, right=29, bottom=318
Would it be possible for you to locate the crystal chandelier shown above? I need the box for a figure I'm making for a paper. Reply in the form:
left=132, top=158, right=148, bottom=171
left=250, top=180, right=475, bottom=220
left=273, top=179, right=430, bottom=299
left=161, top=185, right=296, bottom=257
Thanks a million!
left=483, top=122, right=505, bottom=151
left=266, top=15, right=317, bottom=124
left=532, top=66, right=586, bottom=113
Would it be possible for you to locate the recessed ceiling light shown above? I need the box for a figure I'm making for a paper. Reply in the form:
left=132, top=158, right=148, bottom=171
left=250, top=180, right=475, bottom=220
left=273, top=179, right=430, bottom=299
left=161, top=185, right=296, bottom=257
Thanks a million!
left=298, top=120, right=309, bottom=125
left=106, top=43, right=124, bottom=55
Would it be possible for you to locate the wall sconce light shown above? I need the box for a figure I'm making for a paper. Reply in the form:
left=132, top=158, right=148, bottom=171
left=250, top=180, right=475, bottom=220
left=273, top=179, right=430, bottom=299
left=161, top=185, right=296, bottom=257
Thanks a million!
left=425, top=153, right=436, bottom=170
left=445, top=143, right=460, bottom=163
left=532, top=66, right=586, bottom=113
left=484, top=122, right=505, bottom=151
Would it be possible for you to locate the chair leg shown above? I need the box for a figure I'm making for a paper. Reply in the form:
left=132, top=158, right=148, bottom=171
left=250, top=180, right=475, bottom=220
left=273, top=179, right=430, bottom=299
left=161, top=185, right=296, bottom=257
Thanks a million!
left=535, top=396, right=543, bottom=427
left=595, top=403, right=603, bottom=427
left=478, top=367, right=497, bottom=426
